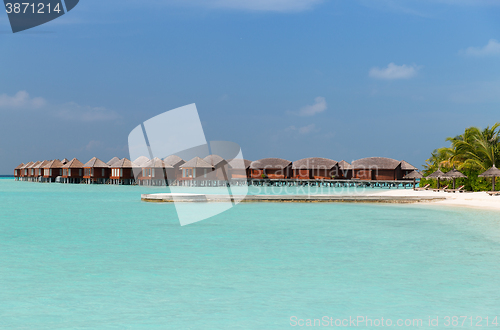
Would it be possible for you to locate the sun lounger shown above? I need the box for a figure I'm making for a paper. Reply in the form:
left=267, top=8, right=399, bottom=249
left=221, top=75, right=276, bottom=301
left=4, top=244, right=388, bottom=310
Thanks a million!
left=445, top=185, right=465, bottom=193
left=487, top=191, right=500, bottom=196
left=432, top=185, right=449, bottom=192
left=415, top=184, right=430, bottom=191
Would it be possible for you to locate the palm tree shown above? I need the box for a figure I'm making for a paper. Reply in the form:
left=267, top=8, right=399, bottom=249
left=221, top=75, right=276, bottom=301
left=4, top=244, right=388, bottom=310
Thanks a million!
left=447, top=123, right=500, bottom=171
left=423, top=148, right=454, bottom=174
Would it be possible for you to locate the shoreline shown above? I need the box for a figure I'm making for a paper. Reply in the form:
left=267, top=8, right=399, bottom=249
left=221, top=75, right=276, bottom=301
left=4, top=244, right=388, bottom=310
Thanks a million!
left=369, top=189, right=500, bottom=211
left=141, top=193, right=446, bottom=204
left=141, top=190, right=500, bottom=211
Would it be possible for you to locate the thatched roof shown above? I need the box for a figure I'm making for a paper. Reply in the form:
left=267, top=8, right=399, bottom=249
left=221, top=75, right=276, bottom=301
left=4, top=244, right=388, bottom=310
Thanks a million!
left=180, top=157, right=214, bottom=169
left=352, top=157, right=401, bottom=170
left=292, top=157, right=337, bottom=170
left=227, top=159, right=252, bottom=169
left=203, top=155, right=226, bottom=167
left=426, top=169, right=445, bottom=179
left=163, top=155, right=185, bottom=167
left=14, top=163, right=25, bottom=170
left=111, top=158, right=138, bottom=168
left=84, top=157, right=109, bottom=168
left=404, top=171, right=423, bottom=179
left=133, top=156, right=150, bottom=166
left=33, top=160, right=49, bottom=169
left=442, top=168, right=467, bottom=179
left=338, top=160, right=352, bottom=170
left=107, top=157, right=120, bottom=166
left=142, top=157, right=174, bottom=169
left=479, top=165, right=500, bottom=178
left=21, top=162, right=34, bottom=169
left=400, top=160, right=418, bottom=171
left=28, top=161, right=41, bottom=169
left=62, top=158, right=84, bottom=169
left=250, top=158, right=292, bottom=169
left=43, top=159, right=63, bottom=169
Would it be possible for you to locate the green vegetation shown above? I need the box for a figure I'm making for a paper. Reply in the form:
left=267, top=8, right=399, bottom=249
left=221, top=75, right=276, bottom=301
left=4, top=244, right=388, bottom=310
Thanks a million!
left=421, top=123, right=500, bottom=191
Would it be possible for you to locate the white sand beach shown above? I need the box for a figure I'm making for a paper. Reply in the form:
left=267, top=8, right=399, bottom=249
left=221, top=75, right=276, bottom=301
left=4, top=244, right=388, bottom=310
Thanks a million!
left=370, top=189, right=500, bottom=211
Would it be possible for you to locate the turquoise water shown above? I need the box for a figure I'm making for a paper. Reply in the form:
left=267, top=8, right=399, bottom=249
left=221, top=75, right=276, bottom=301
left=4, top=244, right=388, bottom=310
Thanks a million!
left=1, top=179, right=500, bottom=329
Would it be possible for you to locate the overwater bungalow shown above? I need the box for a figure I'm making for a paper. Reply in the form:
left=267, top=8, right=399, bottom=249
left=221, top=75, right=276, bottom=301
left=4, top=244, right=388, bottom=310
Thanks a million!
left=250, top=158, right=292, bottom=179
left=203, top=155, right=230, bottom=180
left=28, top=161, right=42, bottom=181
left=109, top=158, right=139, bottom=185
left=83, top=157, right=110, bottom=184
left=61, top=158, right=84, bottom=184
left=138, top=157, right=174, bottom=186
left=227, top=159, right=252, bottom=179
left=163, top=155, right=185, bottom=181
left=292, top=158, right=338, bottom=180
left=14, top=163, right=24, bottom=180
left=42, top=159, right=64, bottom=182
left=337, top=160, right=352, bottom=179
left=109, top=158, right=137, bottom=185
left=351, top=157, right=417, bottom=180
left=20, top=162, right=34, bottom=181
left=179, top=157, right=214, bottom=181
left=33, top=160, right=49, bottom=180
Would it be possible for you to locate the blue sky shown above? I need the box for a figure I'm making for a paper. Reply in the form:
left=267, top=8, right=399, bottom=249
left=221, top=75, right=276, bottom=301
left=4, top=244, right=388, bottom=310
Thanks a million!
left=1, top=0, right=500, bottom=173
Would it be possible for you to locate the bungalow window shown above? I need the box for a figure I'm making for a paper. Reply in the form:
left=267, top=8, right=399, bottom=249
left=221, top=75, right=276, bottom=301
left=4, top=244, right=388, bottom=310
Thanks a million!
left=204, top=169, right=207, bottom=178
left=142, top=169, right=146, bottom=177
left=120, top=169, right=123, bottom=177
left=102, top=169, right=105, bottom=177
left=91, top=168, right=94, bottom=177
left=68, top=169, right=72, bottom=177
left=151, top=169, right=155, bottom=177
left=79, top=169, right=82, bottom=176
left=49, top=169, right=52, bottom=176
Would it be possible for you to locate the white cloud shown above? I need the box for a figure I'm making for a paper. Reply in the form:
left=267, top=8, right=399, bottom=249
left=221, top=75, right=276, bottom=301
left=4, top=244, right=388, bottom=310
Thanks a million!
left=298, top=123, right=317, bottom=134
left=462, top=39, right=500, bottom=57
left=292, top=96, right=327, bottom=116
left=285, top=123, right=318, bottom=135
left=369, top=63, right=421, bottom=80
left=55, top=102, right=120, bottom=122
left=0, top=91, right=46, bottom=109
left=0, top=90, right=120, bottom=123
left=207, top=0, right=322, bottom=12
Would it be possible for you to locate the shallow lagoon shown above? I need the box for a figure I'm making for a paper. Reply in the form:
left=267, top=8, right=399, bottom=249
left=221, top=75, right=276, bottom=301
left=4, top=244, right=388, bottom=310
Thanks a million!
left=1, top=179, right=500, bottom=329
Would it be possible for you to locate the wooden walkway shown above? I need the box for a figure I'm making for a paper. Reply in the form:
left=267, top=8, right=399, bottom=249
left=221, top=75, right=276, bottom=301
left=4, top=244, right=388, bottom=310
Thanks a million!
left=16, top=177, right=417, bottom=188
left=141, top=193, right=445, bottom=204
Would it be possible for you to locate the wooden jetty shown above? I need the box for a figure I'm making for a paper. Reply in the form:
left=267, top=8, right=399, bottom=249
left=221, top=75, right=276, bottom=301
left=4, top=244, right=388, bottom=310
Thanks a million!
left=141, top=193, right=446, bottom=204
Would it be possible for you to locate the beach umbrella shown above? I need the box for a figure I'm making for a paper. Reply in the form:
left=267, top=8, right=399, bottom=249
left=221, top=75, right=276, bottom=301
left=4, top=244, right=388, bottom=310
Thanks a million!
left=441, top=167, right=467, bottom=189
left=404, top=171, right=423, bottom=190
left=479, top=165, right=500, bottom=191
left=426, top=169, right=445, bottom=188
